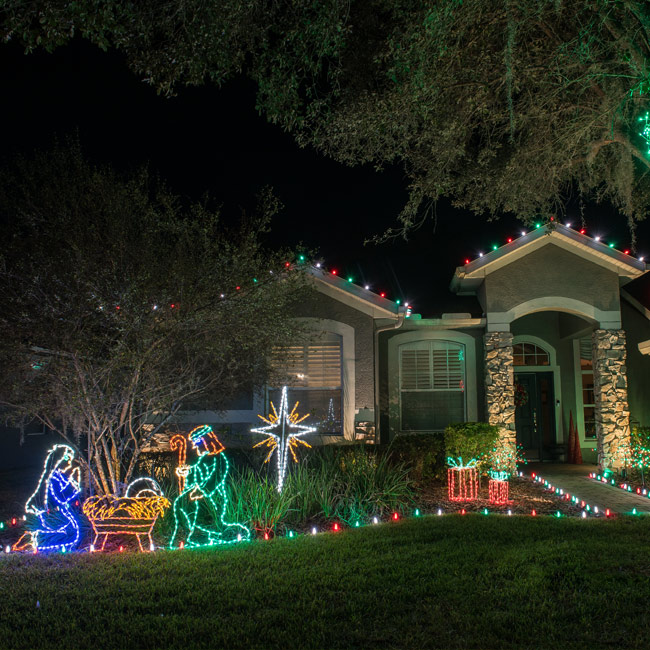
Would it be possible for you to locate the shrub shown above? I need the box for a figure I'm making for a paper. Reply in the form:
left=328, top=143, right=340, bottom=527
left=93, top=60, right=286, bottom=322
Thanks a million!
left=444, top=423, right=500, bottom=469
left=335, top=446, right=413, bottom=524
left=388, top=433, right=446, bottom=481
left=225, top=467, right=295, bottom=537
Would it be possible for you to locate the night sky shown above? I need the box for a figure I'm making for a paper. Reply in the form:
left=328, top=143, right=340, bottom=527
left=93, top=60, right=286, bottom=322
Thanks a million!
left=2, top=38, right=648, bottom=315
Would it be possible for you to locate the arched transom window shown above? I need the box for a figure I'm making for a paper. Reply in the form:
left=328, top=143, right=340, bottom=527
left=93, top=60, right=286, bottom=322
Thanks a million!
left=513, top=342, right=550, bottom=367
left=399, top=340, right=466, bottom=431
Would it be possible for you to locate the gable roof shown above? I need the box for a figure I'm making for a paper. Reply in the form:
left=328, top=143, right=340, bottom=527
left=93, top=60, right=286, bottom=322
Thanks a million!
left=307, top=266, right=404, bottom=319
left=450, top=223, right=647, bottom=295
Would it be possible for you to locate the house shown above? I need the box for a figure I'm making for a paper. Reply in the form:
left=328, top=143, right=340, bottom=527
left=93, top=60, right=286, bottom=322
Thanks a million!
left=182, top=223, right=650, bottom=470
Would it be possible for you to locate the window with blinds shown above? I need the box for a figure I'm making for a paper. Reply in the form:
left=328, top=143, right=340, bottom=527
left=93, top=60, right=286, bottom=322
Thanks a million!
left=400, top=341, right=466, bottom=431
left=270, top=332, right=343, bottom=434
left=578, top=337, right=596, bottom=438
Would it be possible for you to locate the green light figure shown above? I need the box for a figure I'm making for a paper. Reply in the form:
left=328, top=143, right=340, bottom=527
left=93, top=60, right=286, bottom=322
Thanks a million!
left=169, top=425, right=250, bottom=549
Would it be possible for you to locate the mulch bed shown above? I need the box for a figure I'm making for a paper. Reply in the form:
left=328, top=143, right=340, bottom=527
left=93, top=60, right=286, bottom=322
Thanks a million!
left=412, top=475, right=584, bottom=517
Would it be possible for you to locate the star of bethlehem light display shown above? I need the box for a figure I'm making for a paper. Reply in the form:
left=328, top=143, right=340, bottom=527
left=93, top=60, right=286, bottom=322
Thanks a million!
left=251, top=386, right=315, bottom=492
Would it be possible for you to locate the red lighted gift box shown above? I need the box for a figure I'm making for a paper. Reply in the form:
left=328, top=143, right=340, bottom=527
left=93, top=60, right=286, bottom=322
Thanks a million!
left=447, top=466, right=479, bottom=501
left=488, top=478, right=510, bottom=505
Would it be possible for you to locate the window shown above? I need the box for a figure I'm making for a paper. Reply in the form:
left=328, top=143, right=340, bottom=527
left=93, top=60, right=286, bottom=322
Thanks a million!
left=399, top=341, right=466, bottom=431
left=270, top=333, right=342, bottom=434
left=513, top=342, right=550, bottom=366
left=578, top=338, right=596, bottom=439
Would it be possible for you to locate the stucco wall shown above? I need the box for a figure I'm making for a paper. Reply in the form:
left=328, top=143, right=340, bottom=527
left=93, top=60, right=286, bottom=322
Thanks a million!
left=484, top=243, right=620, bottom=314
left=293, top=291, right=375, bottom=413
left=621, top=300, right=650, bottom=427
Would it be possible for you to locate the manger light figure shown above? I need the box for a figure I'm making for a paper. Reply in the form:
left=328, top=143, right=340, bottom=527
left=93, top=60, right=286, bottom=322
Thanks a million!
left=251, top=386, right=316, bottom=492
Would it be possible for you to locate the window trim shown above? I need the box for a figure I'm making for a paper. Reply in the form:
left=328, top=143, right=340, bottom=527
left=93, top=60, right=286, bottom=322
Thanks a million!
left=387, top=330, right=478, bottom=438
left=292, top=318, right=355, bottom=441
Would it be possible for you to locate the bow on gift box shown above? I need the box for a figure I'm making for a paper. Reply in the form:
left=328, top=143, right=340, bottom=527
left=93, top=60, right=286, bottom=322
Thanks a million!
left=446, top=456, right=479, bottom=469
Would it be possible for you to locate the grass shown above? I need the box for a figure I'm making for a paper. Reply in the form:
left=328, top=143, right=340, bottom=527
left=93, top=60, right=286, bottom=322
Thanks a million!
left=2, top=515, right=650, bottom=649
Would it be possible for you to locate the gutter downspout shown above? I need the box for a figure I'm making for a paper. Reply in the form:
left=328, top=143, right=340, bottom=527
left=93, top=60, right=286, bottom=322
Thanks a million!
left=373, top=310, right=406, bottom=445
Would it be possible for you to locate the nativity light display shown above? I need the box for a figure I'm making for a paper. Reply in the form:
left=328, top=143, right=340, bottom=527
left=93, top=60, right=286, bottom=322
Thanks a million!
left=250, top=386, right=315, bottom=492
left=169, top=425, right=250, bottom=549
left=82, top=477, right=170, bottom=552
left=12, top=444, right=81, bottom=553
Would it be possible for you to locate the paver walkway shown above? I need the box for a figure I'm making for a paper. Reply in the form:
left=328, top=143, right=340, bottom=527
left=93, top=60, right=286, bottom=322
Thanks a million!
left=525, top=463, right=650, bottom=514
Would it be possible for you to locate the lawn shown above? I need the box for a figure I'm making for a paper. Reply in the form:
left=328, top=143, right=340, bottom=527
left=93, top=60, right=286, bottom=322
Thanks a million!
left=1, top=515, right=650, bottom=649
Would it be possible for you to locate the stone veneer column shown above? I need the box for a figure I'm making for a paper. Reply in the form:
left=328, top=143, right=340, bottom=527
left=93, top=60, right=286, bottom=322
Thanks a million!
left=484, top=332, right=516, bottom=445
left=592, top=329, right=631, bottom=470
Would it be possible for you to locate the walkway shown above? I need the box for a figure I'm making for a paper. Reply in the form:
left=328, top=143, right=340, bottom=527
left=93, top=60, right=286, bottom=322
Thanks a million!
left=525, top=463, right=650, bottom=514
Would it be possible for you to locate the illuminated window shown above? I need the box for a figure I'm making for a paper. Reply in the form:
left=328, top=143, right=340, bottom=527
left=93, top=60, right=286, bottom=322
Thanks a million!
left=578, top=338, right=596, bottom=438
left=513, top=342, right=550, bottom=366
left=270, top=333, right=342, bottom=434
left=399, top=341, right=466, bottom=431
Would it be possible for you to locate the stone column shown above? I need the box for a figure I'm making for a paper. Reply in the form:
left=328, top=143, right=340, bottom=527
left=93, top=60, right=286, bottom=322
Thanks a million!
left=484, top=332, right=515, bottom=445
left=592, top=329, right=631, bottom=470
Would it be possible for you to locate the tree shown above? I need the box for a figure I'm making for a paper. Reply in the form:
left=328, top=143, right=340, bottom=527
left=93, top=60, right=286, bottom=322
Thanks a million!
left=0, top=143, right=309, bottom=495
left=3, top=1, right=650, bottom=237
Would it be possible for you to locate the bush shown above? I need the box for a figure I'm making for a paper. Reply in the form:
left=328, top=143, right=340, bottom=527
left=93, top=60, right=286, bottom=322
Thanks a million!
left=225, top=467, right=295, bottom=537
left=224, top=445, right=414, bottom=533
left=444, top=423, right=500, bottom=469
left=335, top=446, right=414, bottom=524
left=388, top=433, right=446, bottom=481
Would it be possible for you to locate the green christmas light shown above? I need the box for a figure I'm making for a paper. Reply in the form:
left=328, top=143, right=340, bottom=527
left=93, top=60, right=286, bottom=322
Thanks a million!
left=492, top=244, right=498, bottom=251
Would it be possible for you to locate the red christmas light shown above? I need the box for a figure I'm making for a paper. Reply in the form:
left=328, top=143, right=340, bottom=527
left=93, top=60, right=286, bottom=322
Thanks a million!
left=531, top=509, right=537, bottom=516
left=606, top=509, right=611, bottom=517
left=460, top=509, right=466, bottom=515
left=465, top=258, right=470, bottom=264
left=236, top=286, right=241, bottom=291
left=488, top=479, right=510, bottom=505
left=264, top=532, right=269, bottom=540
left=392, top=512, right=399, bottom=521
left=447, top=467, right=479, bottom=501
left=284, top=262, right=290, bottom=268
left=624, top=250, right=630, bottom=255
left=331, top=269, right=337, bottom=275
left=580, top=228, right=586, bottom=234
left=333, top=522, right=340, bottom=532
left=507, top=237, right=512, bottom=243
left=11, top=517, right=16, bottom=526
left=380, top=292, right=386, bottom=298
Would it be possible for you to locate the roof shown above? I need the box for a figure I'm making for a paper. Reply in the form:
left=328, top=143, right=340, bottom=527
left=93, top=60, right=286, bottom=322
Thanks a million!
left=307, top=265, right=405, bottom=319
left=450, top=223, right=648, bottom=295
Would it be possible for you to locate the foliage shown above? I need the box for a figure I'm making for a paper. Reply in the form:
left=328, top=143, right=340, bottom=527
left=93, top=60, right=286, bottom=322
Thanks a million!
left=388, top=433, right=446, bottom=481
left=225, top=467, right=295, bottom=537
left=5, top=1, right=650, bottom=232
left=630, top=426, right=650, bottom=470
left=488, top=441, right=527, bottom=480
left=444, top=422, right=500, bottom=470
left=226, top=445, right=413, bottom=531
left=333, top=445, right=413, bottom=524
left=0, top=143, right=310, bottom=495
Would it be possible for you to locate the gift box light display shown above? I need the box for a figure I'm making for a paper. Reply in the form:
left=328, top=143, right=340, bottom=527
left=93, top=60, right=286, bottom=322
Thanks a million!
left=447, top=457, right=479, bottom=501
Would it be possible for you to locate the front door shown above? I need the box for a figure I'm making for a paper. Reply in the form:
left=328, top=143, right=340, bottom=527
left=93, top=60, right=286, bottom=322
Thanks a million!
left=515, top=372, right=556, bottom=461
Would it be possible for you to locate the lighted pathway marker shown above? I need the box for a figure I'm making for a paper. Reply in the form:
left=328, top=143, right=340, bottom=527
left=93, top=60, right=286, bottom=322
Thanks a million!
left=526, top=463, right=650, bottom=515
